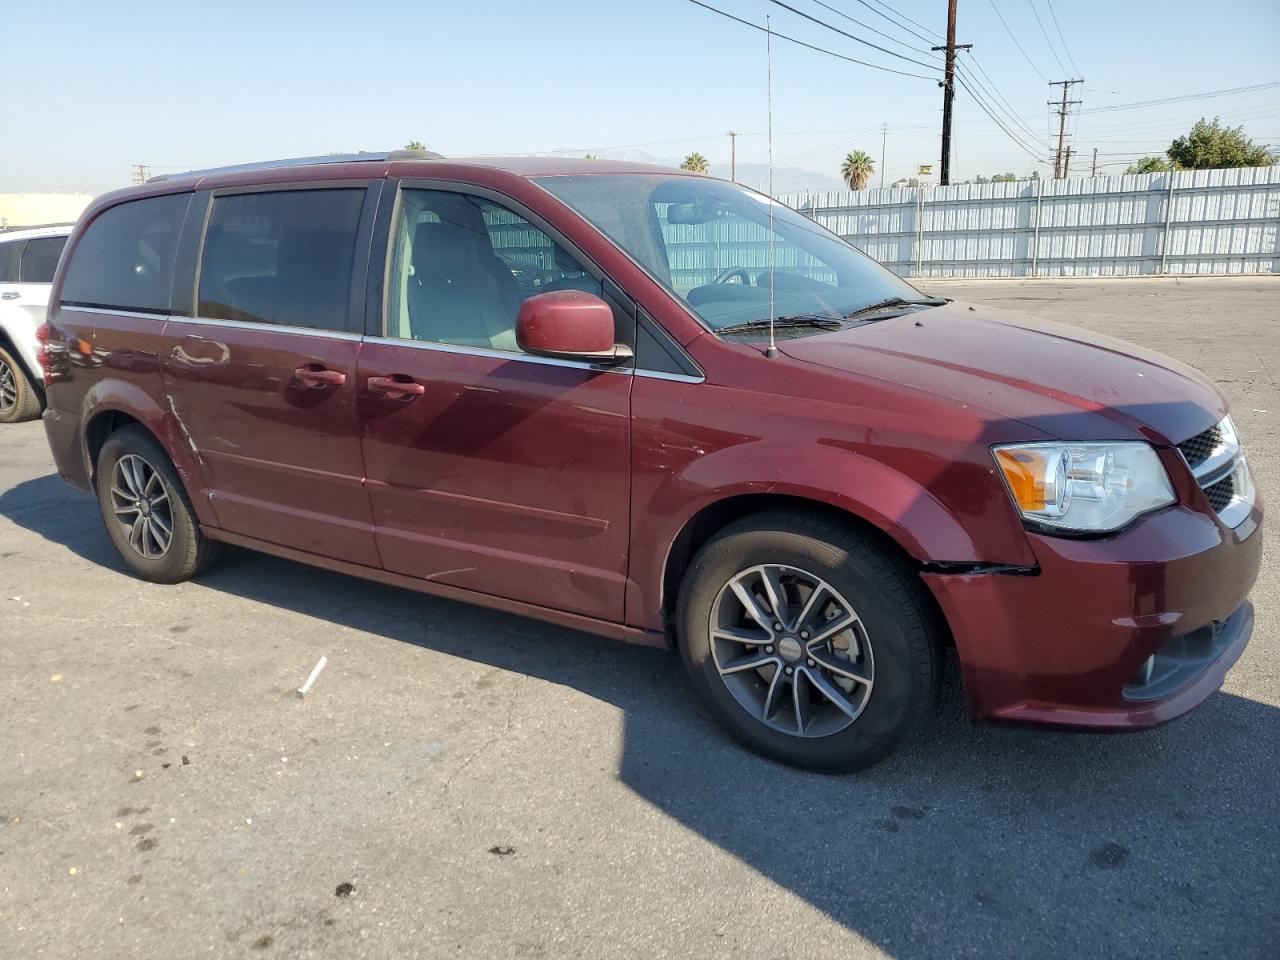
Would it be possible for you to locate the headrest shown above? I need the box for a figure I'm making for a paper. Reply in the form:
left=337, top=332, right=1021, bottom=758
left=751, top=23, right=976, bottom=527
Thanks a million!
left=413, top=219, right=486, bottom=277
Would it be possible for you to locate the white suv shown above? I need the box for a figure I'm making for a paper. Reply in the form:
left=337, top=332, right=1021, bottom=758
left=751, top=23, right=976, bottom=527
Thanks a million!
left=0, top=225, right=70, bottom=422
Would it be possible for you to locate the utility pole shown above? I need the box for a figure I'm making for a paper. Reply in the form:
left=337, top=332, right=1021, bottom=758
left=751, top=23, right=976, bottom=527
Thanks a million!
left=1063, top=146, right=1072, bottom=178
left=931, top=0, right=972, bottom=187
left=131, top=164, right=150, bottom=184
left=1091, top=146, right=1098, bottom=177
left=727, top=131, right=737, bottom=182
left=1047, top=79, right=1083, bottom=178
left=880, top=123, right=887, bottom=189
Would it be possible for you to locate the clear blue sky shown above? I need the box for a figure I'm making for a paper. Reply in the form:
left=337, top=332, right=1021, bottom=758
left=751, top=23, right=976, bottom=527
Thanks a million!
left=7, top=0, right=1279, bottom=194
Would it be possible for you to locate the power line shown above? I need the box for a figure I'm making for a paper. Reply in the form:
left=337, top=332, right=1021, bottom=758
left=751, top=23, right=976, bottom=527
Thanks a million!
left=686, top=0, right=939, bottom=80
left=766, top=0, right=942, bottom=71
left=988, top=0, right=1047, bottom=81
left=810, top=0, right=942, bottom=58
left=858, top=0, right=943, bottom=42
left=1043, top=0, right=1080, bottom=75
left=956, top=75, right=1051, bottom=163
left=1026, top=0, right=1067, bottom=76
left=833, top=0, right=940, bottom=47
left=1079, top=81, right=1280, bottom=114
left=958, top=55, right=1049, bottom=146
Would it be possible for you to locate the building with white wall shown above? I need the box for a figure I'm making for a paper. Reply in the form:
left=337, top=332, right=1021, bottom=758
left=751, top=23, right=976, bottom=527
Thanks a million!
left=0, top=193, right=93, bottom=230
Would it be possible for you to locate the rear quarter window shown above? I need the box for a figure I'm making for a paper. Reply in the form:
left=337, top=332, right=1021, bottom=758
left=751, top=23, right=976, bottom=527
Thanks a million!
left=19, top=236, right=68, bottom=284
left=0, top=240, right=23, bottom=283
left=61, top=193, right=191, bottom=313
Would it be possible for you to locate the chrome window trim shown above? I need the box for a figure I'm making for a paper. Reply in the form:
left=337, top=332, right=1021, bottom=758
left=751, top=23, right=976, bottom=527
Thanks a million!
left=169, top=314, right=365, bottom=342
left=58, top=304, right=173, bottom=321
left=635, top=369, right=705, bottom=384
left=363, top=335, right=633, bottom=374
left=61, top=308, right=705, bottom=377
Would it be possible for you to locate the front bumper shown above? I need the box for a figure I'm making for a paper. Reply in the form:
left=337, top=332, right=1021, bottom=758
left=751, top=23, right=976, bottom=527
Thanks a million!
left=923, top=501, right=1263, bottom=729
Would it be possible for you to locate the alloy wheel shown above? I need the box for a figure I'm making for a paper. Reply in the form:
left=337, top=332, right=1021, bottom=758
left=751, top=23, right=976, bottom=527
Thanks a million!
left=709, top=563, right=875, bottom=738
left=0, top=356, right=15, bottom=415
left=109, top=454, right=174, bottom=560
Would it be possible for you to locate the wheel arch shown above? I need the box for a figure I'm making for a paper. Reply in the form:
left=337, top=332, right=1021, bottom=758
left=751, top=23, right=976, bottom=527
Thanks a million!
left=0, top=326, right=43, bottom=396
left=77, top=381, right=217, bottom=527
left=659, top=491, right=947, bottom=643
left=84, top=408, right=149, bottom=483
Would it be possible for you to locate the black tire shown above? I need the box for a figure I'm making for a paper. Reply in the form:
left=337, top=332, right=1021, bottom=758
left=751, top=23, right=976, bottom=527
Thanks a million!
left=0, top=345, right=43, bottom=423
left=676, top=509, right=942, bottom=773
left=96, top=425, right=222, bottom=583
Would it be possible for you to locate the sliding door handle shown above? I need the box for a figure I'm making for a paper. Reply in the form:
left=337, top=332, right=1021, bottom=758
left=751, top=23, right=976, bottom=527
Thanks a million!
left=367, top=375, right=425, bottom=398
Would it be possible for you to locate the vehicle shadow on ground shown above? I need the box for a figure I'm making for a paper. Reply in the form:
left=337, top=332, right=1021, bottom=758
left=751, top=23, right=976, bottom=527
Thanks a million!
left=3, top=473, right=1277, bottom=958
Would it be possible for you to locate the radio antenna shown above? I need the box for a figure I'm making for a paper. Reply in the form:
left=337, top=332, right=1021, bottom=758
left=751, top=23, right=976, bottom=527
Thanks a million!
left=765, top=13, right=778, bottom=359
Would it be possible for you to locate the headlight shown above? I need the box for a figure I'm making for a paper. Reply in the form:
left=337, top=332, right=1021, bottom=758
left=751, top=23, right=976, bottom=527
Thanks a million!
left=993, top=441, right=1175, bottom=533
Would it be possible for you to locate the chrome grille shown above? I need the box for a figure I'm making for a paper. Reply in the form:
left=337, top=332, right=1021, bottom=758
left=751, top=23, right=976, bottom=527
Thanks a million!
left=1176, top=424, right=1223, bottom=471
left=1176, top=416, right=1253, bottom=528
left=1204, top=473, right=1236, bottom=512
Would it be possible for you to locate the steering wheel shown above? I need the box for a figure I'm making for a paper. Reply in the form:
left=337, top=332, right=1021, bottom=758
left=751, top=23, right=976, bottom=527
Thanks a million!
left=712, top=266, right=753, bottom=285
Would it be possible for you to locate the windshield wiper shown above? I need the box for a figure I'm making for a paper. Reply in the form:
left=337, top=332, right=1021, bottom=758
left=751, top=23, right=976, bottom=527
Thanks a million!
left=841, top=296, right=947, bottom=321
left=717, top=314, right=845, bottom=335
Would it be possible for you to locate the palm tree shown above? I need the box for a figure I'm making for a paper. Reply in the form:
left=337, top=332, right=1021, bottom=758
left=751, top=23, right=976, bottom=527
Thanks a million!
left=840, top=150, right=875, bottom=190
left=404, top=140, right=426, bottom=151
left=681, top=152, right=710, bottom=174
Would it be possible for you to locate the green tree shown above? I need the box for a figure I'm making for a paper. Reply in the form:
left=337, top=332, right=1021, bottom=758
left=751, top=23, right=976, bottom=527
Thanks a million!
left=680, top=152, right=710, bottom=174
left=404, top=140, right=426, bottom=151
left=1124, top=156, right=1170, bottom=175
left=840, top=150, right=875, bottom=190
left=1166, top=118, right=1273, bottom=169
left=991, top=172, right=1018, bottom=183
left=583, top=153, right=599, bottom=159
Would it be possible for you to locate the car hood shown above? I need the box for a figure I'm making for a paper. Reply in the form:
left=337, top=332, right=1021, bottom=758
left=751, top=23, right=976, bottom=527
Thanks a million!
left=779, top=300, right=1225, bottom=444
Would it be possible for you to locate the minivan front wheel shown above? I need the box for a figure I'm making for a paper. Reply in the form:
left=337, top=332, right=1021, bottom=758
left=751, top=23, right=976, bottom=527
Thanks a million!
left=0, top=346, right=43, bottom=423
left=677, top=510, right=941, bottom=772
left=96, top=426, right=221, bottom=583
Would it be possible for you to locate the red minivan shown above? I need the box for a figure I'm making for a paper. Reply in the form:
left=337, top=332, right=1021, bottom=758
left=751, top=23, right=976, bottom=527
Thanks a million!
left=40, top=152, right=1262, bottom=770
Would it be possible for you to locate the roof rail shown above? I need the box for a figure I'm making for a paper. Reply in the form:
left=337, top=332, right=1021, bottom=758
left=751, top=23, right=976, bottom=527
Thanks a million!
left=148, top=149, right=444, bottom=183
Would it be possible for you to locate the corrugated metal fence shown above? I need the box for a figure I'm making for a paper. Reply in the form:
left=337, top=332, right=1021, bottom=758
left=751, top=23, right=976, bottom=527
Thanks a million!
left=779, top=166, right=1280, bottom=278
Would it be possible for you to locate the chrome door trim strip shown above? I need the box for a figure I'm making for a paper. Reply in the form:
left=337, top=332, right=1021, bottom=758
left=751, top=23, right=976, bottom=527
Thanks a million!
left=634, top=369, right=705, bottom=384
left=57, top=308, right=705, bottom=380
left=362, top=335, right=633, bottom=374
left=169, top=315, right=366, bottom=342
left=58, top=304, right=172, bottom=321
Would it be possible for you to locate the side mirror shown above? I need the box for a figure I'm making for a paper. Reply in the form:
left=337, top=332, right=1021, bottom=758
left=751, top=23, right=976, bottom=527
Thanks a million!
left=516, top=290, right=632, bottom=365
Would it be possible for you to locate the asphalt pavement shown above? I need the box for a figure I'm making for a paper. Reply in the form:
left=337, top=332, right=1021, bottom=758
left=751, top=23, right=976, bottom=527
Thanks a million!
left=1, top=276, right=1276, bottom=958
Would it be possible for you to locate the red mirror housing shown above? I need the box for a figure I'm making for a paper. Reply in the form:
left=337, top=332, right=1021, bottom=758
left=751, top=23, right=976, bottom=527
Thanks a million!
left=516, top=290, right=625, bottom=363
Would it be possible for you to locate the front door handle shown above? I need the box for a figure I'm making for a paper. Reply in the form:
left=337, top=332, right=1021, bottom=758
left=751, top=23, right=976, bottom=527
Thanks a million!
left=294, top=365, right=347, bottom=387
left=367, top=375, right=425, bottom=398
left=0, top=292, right=19, bottom=301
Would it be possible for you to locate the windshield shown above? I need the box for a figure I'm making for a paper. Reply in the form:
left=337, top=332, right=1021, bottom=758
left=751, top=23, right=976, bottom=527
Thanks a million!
left=534, top=174, right=921, bottom=333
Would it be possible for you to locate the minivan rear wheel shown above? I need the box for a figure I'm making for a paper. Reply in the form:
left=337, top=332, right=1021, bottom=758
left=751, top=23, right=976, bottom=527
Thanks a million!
left=676, top=510, right=941, bottom=772
left=96, top=426, right=222, bottom=583
left=0, top=346, right=43, bottom=423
